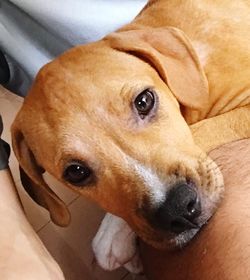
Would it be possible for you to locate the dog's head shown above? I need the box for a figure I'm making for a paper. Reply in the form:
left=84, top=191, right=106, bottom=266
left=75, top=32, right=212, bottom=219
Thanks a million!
left=12, top=27, right=224, bottom=249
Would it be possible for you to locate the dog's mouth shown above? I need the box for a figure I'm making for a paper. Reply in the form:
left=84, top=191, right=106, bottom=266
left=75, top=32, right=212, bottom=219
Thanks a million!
left=170, top=183, right=223, bottom=248
left=135, top=156, right=224, bottom=249
left=139, top=198, right=221, bottom=250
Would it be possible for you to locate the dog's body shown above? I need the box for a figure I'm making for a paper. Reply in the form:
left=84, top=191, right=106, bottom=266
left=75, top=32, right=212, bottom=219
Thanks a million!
left=11, top=0, right=250, bottom=254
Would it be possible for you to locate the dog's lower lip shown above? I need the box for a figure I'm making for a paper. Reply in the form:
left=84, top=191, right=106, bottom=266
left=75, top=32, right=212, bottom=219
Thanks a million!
left=170, top=219, right=199, bottom=234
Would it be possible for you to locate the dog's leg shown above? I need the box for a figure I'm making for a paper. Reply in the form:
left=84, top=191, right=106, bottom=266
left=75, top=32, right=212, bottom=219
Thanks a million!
left=191, top=105, right=250, bottom=152
left=92, top=213, right=143, bottom=274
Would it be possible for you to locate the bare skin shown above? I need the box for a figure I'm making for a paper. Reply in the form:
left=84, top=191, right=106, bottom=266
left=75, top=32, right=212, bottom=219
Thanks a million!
left=0, top=168, right=64, bottom=280
left=141, top=139, right=250, bottom=280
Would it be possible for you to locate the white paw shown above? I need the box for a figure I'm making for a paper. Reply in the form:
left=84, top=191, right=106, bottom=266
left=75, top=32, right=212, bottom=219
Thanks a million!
left=92, top=213, right=143, bottom=274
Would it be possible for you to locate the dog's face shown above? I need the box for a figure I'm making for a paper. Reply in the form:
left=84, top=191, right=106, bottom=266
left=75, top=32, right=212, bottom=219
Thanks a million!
left=12, top=27, right=224, bottom=249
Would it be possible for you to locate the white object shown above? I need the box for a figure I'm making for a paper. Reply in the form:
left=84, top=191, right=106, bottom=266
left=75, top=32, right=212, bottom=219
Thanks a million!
left=92, top=213, right=143, bottom=274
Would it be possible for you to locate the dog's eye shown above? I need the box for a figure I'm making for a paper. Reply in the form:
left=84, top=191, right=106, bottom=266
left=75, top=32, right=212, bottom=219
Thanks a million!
left=63, top=162, right=93, bottom=186
left=134, top=89, right=155, bottom=118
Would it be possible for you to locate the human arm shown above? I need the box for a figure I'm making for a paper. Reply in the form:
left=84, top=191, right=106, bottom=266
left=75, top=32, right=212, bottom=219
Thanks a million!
left=141, top=138, right=250, bottom=280
left=0, top=116, right=64, bottom=279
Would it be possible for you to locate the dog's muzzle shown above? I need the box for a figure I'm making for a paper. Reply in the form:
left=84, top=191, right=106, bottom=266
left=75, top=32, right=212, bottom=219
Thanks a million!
left=151, top=183, right=201, bottom=234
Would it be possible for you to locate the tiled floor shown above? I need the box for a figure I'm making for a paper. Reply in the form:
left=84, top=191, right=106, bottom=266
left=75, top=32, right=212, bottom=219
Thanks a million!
left=0, top=86, right=147, bottom=280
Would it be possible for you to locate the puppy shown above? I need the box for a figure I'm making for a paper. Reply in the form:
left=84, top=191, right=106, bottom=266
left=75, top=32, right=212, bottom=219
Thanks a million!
left=11, top=0, right=250, bottom=254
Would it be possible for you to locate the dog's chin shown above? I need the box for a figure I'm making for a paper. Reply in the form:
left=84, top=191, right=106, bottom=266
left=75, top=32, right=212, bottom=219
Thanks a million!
left=170, top=209, right=213, bottom=248
left=169, top=204, right=216, bottom=248
left=143, top=220, right=203, bottom=250
left=143, top=217, right=208, bottom=250
left=171, top=227, right=200, bottom=248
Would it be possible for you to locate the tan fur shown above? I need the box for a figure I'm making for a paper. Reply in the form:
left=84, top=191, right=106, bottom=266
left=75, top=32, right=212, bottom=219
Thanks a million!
left=11, top=0, right=250, bottom=248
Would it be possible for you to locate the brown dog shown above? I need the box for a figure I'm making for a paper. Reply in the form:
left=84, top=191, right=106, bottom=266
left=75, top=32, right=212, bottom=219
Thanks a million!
left=11, top=0, right=250, bottom=249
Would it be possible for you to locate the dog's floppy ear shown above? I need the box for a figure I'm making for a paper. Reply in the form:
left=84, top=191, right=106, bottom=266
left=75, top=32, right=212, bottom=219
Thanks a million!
left=106, top=27, right=209, bottom=110
left=11, top=127, right=70, bottom=227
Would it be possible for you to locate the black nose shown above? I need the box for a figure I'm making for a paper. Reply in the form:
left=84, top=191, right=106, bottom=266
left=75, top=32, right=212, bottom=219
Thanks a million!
left=153, top=183, right=201, bottom=234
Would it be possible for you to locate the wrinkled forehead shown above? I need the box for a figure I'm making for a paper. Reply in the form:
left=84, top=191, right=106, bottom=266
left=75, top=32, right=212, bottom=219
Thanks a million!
left=38, top=41, right=156, bottom=92
left=27, top=41, right=159, bottom=117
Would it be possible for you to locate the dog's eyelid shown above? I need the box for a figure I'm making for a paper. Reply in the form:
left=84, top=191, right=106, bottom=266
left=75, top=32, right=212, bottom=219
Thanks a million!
left=133, top=86, right=156, bottom=97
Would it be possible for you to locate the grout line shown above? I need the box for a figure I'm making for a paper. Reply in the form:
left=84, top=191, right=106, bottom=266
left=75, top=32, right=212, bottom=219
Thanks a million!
left=67, top=194, right=80, bottom=207
left=36, top=220, right=51, bottom=233
left=34, top=194, right=80, bottom=234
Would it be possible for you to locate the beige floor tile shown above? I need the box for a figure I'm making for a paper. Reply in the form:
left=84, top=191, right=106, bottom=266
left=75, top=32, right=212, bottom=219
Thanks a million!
left=38, top=221, right=97, bottom=280
left=43, top=172, right=79, bottom=205
left=17, top=171, right=78, bottom=231
left=15, top=180, right=51, bottom=231
left=39, top=220, right=127, bottom=280
left=38, top=196, right=128, bottom=280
